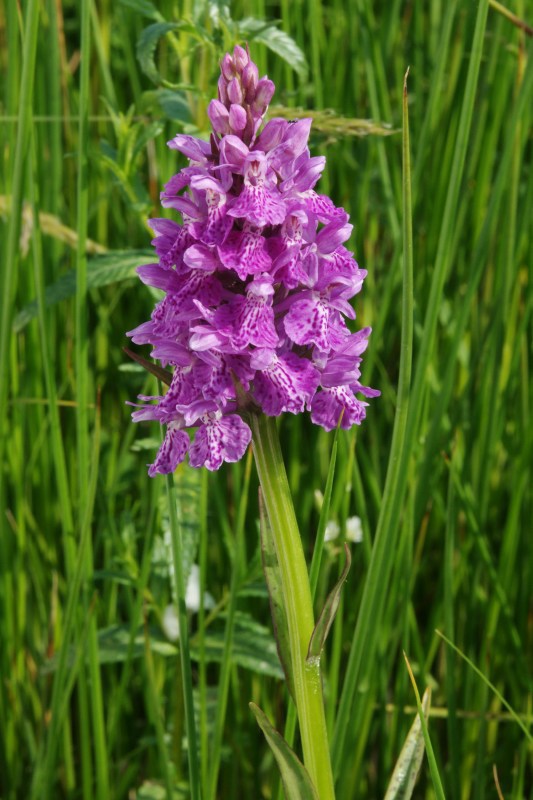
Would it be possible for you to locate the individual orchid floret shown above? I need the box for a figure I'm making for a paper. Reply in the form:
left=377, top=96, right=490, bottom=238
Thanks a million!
left=127, top=45, right=378, bottom=474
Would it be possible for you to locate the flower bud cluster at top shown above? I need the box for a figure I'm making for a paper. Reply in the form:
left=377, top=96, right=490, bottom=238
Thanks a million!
left=127, top=44, right=379, bottom=474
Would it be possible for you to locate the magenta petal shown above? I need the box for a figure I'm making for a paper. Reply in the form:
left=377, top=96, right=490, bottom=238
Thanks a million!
left=316, top=218, right=352, bottom=254
left=148, top=427, right=189, bottom=477
left=217, top=229, right=271, bottom=279
left=231, top=296, right=278, bottom=350
left=284, top=295, right=331, bottom=350
left=150, top=342, right=191, bottom=366
left=219, top=135, right=249, bottom=170
left=253, top=352, right=320, bottom=416
left=254, top=118, right=288, bottom=152
left=228, top=183, right=286, bottom=227
left=184, top=244, right=220, bottom=272
left=167, top=134, right=211, bottom=161
left=189, top=415, right=251, bottom=471
left=136, top=264, right=181, bottom=291
left=310, top=387, right=368, bottom=432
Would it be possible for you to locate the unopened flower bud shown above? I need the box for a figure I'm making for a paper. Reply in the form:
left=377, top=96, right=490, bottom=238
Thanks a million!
left=227, top=77, right=244, bottom=105
left=233, top=45, right=249, bottom=72
left=217, top=74, right=228, bottom=105
left=207, top=99, right=230, bottom=135
left=229, top=103, right=247, bottom=132
left=252, top=78, right=275, bottom=114
left=220, top=53, right=234, bottom=81
left=242, top=61, right=259, bottom=100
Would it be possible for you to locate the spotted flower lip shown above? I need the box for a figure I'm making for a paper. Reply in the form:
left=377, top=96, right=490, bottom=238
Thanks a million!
left=127, top=44, right=378, bottom=474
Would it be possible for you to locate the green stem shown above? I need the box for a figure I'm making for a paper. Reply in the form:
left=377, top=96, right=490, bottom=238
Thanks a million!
left=250, top=414, right=335, bottom=800
left=166, top=471, right=201, bottom=800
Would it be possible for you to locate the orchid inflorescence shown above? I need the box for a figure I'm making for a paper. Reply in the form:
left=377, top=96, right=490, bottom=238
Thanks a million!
left=128, top=44, right=378, bottom=474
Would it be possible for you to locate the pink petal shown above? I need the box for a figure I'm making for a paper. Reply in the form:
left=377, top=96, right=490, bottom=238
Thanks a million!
left=148, top=427, right=189, bottom=476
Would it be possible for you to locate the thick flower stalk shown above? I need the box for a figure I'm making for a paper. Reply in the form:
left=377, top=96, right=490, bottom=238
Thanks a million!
left=127, top=44, right=378, bottom=475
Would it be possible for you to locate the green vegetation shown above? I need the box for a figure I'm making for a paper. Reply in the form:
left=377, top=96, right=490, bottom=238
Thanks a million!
left=1, top=1, right=531, bottom=798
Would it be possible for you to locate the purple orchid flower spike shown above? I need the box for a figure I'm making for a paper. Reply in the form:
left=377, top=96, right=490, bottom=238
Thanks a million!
left=127, top=44, right=378, bottom=474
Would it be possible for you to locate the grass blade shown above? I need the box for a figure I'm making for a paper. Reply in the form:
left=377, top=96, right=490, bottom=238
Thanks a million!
left=383, top=688, right=431, bottom=800
left=250, top=703, right=319, bottom=800
left=403, top=655, right=446, bottom=800
left=332, top=64, right=414, bottom=775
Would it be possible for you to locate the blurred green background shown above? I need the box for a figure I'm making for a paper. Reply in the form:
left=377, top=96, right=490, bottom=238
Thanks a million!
left=0, top=0, right=531, bottom=798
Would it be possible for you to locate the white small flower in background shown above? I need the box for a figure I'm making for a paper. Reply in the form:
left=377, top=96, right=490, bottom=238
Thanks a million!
left=162, top=605, right=181, bottom=641
left=324, top=520, right=340, bottom=542
left=185, top=564, right=215, bottom=613
left=162, top=564, right=215, bottom=641
left=346, top=516, right=363, bottom=543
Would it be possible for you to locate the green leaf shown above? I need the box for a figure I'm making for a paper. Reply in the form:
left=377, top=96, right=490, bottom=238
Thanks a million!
left=383, top=688, right=431, bottom=800
left=249, top=703, right=319, bottom=800
left=42, top=625, right=178, bottom=673
left=403, top=655, right=446, bottom=800
left=237, top=19, right=308, bottom=81
left=195, top=612, right=284, bottom=680
left=119, top=0, right=165, bottom=21
left=13, top=250, right=152, bottom=333
left=259, top=489, right=295, bottom=698
left=136, top=22, right=182, bottom=84
left=137, top=779, right=189, bottom=799
left=153, top=89, right=192, bottom=122
left=307, top=543, right=351, bottom=661
left=42, top=612, right=282, bottom=678
left=157, top=466, right=202, bottom=590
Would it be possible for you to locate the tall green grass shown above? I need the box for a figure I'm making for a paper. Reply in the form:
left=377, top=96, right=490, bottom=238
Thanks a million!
left=1, top=1, right=531, bottom=798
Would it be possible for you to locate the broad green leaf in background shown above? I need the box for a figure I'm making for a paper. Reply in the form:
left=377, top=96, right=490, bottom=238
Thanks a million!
left=137, top=22, right=181, bottom=84
left=260, top=489, right=295, bottom=698
left=237, top=18, right=308, bottom=81
left=13, top=251, right=152, bottom=332
left=383, top=688, right=431, bottom=800
left=136, top=22, right=205, bottom=86
left=151, top=89, right=192, bottom=122
left=196, top=611, right=284, bottom=680
left=119, top=0, right=165, bottom=22
left=250, top=703, right=319, bottom=800
left=157, top=466, right=201, bottom=591
left=43, top=613, right=283, bottom=679
left=307, top=543, right=351, bottom=661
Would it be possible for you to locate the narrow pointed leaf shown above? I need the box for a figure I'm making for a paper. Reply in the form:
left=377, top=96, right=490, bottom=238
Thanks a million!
left=249, top=703, right=319, bottom=800
left=403, top=654, right=446, bottom=800
left=259, top=489, right=295, bottom=699
left=123, top=347, right=172, bottom=386
left=307, top=543, right=351, bottom=661
left=383, top=688, right=431, bottom=800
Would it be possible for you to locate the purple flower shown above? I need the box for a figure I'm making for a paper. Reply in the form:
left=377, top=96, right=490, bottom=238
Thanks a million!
left=127, top=44, right=378, bottom=475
